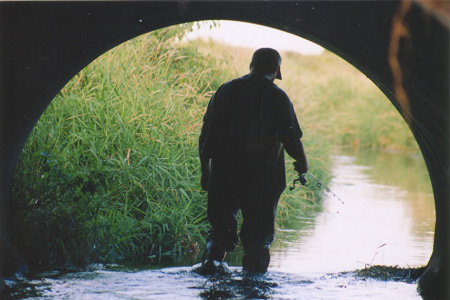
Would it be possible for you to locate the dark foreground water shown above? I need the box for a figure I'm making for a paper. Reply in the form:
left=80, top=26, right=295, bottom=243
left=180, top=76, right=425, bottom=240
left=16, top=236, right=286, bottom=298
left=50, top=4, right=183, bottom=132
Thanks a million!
left=6, top=150, right=435, bottom=299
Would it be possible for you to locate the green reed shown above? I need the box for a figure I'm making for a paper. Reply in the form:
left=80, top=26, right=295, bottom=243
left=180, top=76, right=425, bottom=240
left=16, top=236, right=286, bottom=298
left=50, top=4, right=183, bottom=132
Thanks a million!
left=11, top=25, right=226, bottom=269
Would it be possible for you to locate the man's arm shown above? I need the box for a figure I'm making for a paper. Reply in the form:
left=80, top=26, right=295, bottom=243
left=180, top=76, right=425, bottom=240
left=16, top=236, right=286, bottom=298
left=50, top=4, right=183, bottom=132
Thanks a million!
left=284, top=138, right=308, bottom=174
left=198, top=84, right=225, bottom=191
left=276, top=91, right=308, bottom=174
left=200, top=155, right=211, bottom=191
left=199, top=122, right=211, bottom=191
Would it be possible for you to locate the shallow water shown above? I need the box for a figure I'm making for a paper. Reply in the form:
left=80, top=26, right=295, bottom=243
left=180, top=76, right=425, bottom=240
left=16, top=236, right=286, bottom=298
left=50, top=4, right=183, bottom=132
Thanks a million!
left=8, top=150, right=435, bottom=299
left=15, top=266, right=421, bottom=300
left=270, top=152, right=434, bottom=275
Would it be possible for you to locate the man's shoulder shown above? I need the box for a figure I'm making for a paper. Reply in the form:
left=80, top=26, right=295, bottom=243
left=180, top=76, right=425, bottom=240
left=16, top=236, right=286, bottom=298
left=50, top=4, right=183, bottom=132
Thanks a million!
left=218, top=74, right=289, bottom=101
left=267, top=83, right=290, bottom=104
left=229, top=74, right=250, bottom=85
left=228, top=74, right=280, bottom=89
left=272, top=83, right=287, bottom=96
left=216, top=75, right=245, bottom=89
left=215, top=75, right=249, bottom=93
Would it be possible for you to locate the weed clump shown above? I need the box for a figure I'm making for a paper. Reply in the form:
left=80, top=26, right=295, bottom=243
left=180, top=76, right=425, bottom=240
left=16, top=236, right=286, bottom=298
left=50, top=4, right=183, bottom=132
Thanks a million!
left=354, top=265, right=425, bottom=283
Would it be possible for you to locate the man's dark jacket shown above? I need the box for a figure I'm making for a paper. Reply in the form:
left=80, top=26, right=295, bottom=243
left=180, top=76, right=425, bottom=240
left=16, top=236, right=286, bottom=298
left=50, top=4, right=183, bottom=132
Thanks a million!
left=199, top=73, right=303, bottom=195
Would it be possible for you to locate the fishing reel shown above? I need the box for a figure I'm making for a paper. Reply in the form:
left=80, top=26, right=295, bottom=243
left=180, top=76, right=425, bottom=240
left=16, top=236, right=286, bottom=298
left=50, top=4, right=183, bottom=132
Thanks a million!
left=290, top=174, right=307, bottom=191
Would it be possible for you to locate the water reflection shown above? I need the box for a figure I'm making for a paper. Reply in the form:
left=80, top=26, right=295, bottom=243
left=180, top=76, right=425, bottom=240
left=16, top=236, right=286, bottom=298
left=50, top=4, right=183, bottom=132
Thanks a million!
left=199, top=271, right=279, bottom=299
left=352, top=150, right=435, bottom=238
left=270, top=150, right=434, bottom=274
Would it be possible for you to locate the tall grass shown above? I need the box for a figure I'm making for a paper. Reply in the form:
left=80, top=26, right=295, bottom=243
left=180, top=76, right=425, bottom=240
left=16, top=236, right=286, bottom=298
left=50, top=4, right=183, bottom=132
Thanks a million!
left=279, top=51, right=419, bottom=153
left=11, top=25, right=232, bottom=269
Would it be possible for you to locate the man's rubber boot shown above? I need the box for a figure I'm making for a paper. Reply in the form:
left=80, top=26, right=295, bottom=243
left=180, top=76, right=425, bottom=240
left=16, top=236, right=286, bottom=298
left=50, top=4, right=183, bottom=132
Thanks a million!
left=242, top=248, right=270, bottom=273
left=195, top=259, right=221, bottom=275
left=195, top=240, right=227, bottom=275
left=203, top=239, right=227, bottom=263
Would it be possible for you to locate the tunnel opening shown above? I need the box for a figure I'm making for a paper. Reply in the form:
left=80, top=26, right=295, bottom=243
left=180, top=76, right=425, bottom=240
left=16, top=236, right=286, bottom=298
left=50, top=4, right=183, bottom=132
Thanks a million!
left=1, top=2, right=448, bottom=299
left=7, top=20, right=435, bottom=297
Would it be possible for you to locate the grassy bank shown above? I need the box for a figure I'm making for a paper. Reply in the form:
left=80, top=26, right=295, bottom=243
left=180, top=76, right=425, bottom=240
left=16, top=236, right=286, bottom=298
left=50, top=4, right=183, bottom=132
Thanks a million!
left=280, top=51, right=419, bottom=154
left=11, top=25, right=226, bottom=269
left=11, top=24, right=418, bottom=270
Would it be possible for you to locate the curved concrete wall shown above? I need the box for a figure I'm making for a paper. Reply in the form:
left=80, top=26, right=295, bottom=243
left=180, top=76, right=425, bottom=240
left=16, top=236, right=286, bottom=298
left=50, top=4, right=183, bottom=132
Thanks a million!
left=0, top=1, right=448, bottom=299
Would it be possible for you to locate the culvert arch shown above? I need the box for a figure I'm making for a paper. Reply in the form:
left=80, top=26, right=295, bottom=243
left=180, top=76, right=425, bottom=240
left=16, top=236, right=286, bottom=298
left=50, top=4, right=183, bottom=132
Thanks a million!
left=0, top=2, right=448, bottom=299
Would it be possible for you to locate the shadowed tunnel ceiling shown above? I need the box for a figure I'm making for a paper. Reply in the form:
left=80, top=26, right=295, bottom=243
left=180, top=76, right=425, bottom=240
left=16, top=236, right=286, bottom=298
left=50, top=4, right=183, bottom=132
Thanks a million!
left=0, top=1, right=448, bottom=299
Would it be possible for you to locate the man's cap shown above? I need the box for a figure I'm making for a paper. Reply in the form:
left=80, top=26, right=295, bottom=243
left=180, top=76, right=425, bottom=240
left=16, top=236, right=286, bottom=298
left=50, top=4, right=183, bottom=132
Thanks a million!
left=250, top=48, right=282, bottom=80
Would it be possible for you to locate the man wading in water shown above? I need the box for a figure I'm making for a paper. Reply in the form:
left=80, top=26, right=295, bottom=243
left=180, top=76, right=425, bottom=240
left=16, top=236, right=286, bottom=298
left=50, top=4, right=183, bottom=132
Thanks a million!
left=197, top=48, right=308, bottom=274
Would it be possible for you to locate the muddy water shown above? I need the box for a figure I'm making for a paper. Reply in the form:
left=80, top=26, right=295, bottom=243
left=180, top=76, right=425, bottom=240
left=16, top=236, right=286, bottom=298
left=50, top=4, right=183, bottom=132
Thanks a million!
left=11, top=150, right=435, bottom=299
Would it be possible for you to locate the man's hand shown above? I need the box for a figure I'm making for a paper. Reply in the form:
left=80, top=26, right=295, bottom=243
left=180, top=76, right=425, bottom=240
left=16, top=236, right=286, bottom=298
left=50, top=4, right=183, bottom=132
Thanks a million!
left=293, top=161, right=308, bottom=175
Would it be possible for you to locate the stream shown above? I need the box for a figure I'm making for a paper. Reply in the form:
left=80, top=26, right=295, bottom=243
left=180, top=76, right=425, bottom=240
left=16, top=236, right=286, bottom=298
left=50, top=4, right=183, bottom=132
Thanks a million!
left=7, top=149, right=435, bottom=299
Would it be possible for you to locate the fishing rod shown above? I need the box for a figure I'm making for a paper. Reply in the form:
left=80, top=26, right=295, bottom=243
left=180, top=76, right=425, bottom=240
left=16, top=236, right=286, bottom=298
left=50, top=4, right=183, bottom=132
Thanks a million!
left=290, top=172, right=344, bottom=205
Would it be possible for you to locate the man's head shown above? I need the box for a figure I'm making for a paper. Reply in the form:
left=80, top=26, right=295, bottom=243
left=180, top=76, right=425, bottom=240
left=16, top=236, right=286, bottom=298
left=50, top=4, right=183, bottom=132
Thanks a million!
left=250, top=48, right=282, bottom=80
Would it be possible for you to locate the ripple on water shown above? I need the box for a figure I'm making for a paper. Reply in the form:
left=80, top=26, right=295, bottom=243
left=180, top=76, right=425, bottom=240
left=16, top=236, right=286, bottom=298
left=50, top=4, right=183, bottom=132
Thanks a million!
left=6, top=265, right=421, bottom=300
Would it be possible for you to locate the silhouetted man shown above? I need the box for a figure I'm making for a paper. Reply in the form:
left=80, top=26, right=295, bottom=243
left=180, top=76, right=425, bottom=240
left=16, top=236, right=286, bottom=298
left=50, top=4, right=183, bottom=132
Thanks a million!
left=198, top=48, right=308, bottom=274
